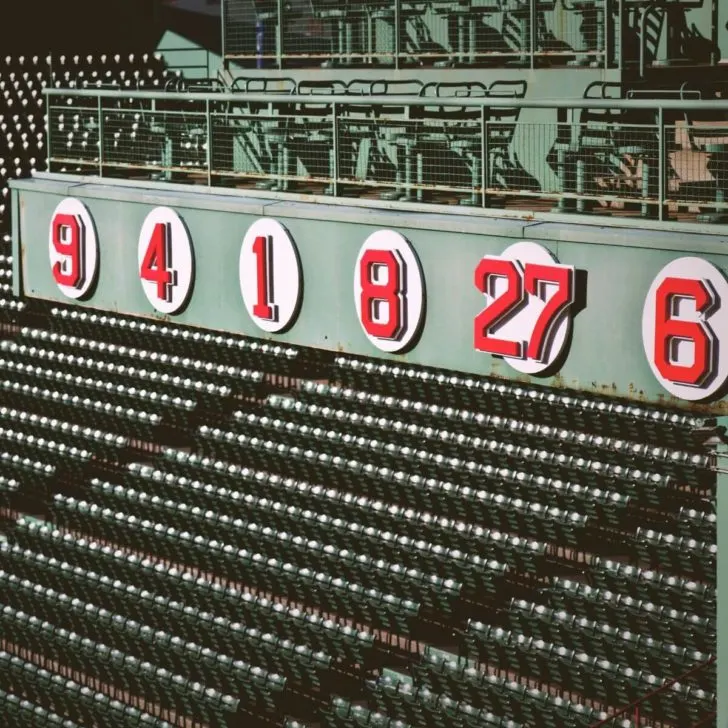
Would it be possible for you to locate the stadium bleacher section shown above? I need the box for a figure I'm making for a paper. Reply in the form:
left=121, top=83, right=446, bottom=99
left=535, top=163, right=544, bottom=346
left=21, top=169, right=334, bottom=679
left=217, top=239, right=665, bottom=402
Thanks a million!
left=0, top=0, right=722, bottom=723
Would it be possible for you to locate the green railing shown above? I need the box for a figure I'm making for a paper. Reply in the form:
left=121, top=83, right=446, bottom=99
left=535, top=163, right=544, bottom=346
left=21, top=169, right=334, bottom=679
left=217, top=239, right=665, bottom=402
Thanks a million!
left=222, top=0, right=613, bottom=69
left=45, top=87, right=728, bottom=223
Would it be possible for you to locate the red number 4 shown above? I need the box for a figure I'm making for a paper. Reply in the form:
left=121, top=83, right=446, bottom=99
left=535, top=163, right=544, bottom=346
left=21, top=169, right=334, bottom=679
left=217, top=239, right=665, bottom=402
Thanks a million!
left=140, top=222, right=177, bottom=303
left=474, top=256, right=575, bottom=363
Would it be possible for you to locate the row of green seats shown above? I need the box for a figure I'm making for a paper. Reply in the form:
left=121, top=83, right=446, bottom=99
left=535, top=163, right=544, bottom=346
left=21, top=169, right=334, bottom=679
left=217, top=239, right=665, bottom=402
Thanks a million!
left=90, top=477, right=504, bottom=600
left=0, top=359, right=195, bottom=422
left=322, top=697, right=410, bottom=728
left=154, top=449, right=544, bottom=577
left=11, top=518, right=422, bottom=635
left=280, top=385, right=709, bottom=486
left=0, top=569, right=290, bottom=702
left=413, top=648, right=612, bottom=728
left=1, top=560, right=333, bottom=701
left=0, top=655, right=173, bottom=728
left=0, top=424, right=91, bottom=463
left=204, top=420, right=594, bottom=549
left=549, top=578, right=714, bottom=654
left=465, top=621, right=714, bottom=724
left=0, top=603, right=246, bottom=726
left=332, top=357, right=714, bottom=448
left=261, top=385, right=684, bottom=497
left=0, top=298, right=26, bottom=318
left=6, top=336, right=242, bottom=397
left=588, top=556, right=715, bottom=615
left=676, top=506, right=716, bottom=541
left=0, top=448, right=55, bottom=481
left=507, top=597, right=711, bottom=684
left=50, top=491, right=463, bottom=614
left=0, top=405, right=128, bottom=456
left=1, top=686, right=83, bottom=728
left=0, top=378, right=162, bottom=438
left=367, top=675, right=519, bottom=728
left=0, top=538, right=375, bottom=667
left=635, top=527, right=715, bottom=584
left=49, top=306, right=306, bottom=375
left=264, top=391, right=687, bottom=517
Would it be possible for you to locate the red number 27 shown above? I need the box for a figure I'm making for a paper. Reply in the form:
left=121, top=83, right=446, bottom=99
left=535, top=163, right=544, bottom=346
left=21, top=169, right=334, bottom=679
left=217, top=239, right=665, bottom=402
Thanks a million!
left=474, top=257, right=575, bottom=363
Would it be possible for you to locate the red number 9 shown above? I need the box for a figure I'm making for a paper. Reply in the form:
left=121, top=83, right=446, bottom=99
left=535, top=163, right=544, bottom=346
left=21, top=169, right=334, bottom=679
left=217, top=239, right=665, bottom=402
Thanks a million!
left=52, top=213, right=84, bottom=289
left=49, top=199, right=98, bottom=300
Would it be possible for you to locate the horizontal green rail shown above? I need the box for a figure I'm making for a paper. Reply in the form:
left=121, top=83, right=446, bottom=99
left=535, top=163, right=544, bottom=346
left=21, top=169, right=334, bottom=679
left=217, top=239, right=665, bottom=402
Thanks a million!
left=221, top=0, right=615, bottom=70
left=44, top=88, right=728, bottom=223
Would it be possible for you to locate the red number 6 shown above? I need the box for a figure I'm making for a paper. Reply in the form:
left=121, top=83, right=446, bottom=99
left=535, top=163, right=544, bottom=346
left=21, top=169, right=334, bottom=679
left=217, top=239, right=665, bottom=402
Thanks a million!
left=653, top=276, right=717, bottom=387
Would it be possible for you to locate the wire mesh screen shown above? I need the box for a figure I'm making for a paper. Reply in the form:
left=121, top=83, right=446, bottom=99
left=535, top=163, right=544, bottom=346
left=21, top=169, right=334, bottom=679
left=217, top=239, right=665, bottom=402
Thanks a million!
left=46, top=91, right=728, bottom=222
left=667, top=123, right=728, bottom=211
left=223, top=0, right=607, bottom=67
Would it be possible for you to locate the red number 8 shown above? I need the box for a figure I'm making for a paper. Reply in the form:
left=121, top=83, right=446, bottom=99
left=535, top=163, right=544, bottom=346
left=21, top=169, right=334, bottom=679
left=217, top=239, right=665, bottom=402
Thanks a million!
left=359, top=249, right=404, bottom=341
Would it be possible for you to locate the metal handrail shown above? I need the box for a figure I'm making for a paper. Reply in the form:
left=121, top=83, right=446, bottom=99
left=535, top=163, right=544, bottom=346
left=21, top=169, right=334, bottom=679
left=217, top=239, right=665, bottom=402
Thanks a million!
left=41, top=86, right=728, bottom=110
left=589, top=656, right=717, bottom=727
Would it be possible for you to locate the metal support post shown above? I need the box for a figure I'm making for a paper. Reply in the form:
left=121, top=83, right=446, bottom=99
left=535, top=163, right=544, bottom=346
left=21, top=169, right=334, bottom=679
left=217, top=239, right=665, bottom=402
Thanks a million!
left=717, top=420, right=728, bottom=728
left=617, top=0, right=624, bottom=72
left=221, top=0, right=227, bottom=68
left=603, top=0, right=611, bottom=69
left=206, top=99, right=212, bottom=187
left=481, top=106, right=488, bottom=208
left=45, top=93, right=51, bottom=172
left=394, top=0, right=401, bottom=70
left=332, top=103, right=339, bottom=197
left=97, top=95, right=104, bottom=177
left=276, top=0, right=283, bottom=68
left=529, top=0, right=536, bottom=69
left=657, top=107, right=664, bottom=221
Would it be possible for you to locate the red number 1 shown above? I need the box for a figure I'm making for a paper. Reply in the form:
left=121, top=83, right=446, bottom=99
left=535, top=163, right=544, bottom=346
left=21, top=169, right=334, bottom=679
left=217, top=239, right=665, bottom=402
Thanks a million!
left=252, top=235, right=278, bottom=321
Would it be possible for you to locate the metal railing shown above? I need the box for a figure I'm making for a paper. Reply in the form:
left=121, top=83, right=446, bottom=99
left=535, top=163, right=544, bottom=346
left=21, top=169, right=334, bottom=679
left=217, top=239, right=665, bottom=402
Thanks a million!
left=44, top=87, right=728, bottom=223
left=589, top=656, right=716, bottom=727
left=222, top=0, right=614, bottom=69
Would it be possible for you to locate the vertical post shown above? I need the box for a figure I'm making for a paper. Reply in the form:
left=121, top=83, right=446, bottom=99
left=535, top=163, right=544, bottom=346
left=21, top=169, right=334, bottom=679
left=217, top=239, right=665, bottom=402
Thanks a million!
left=45, top=92, right=51, bottom=172
left=710, top=0, right=718, bottom=66
left=529, top=0, right=536, bottom=69
left=394, top=0, right=400, bottom=70
left=97, top=94, right=104, bottom=178
left=657, top=106, right=664, bottom=221
left=603, top=0, right=610, bottom=69
left=481, top=105, right=487, bottom=208
left=220, top=0, right=227, bottom=70
left=206, top=98, right=212, bottom=188
left=276, top=0, right=283, bottom=69
left=716, top=420, right=728, bottom=728
left=617, top=0, right=624, bottom=72
left=331, top=102, right=339, bottom=197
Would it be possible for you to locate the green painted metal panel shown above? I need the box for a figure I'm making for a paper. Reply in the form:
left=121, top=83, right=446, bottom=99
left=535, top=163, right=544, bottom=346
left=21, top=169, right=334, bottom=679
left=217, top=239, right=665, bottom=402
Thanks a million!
left=12, top=174, right=728, bottom=414
left=717, top=420, right=728, bottom=728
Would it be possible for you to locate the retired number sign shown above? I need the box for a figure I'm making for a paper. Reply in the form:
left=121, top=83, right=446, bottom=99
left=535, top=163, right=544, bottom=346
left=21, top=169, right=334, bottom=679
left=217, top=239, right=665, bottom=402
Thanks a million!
left=642, top=257, right=728, bottom=401
left=474, top=242, right=575, bottom=375
left=47, top=200, right=728, bottom=403
left=49, top=198, right=99, bottom=300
